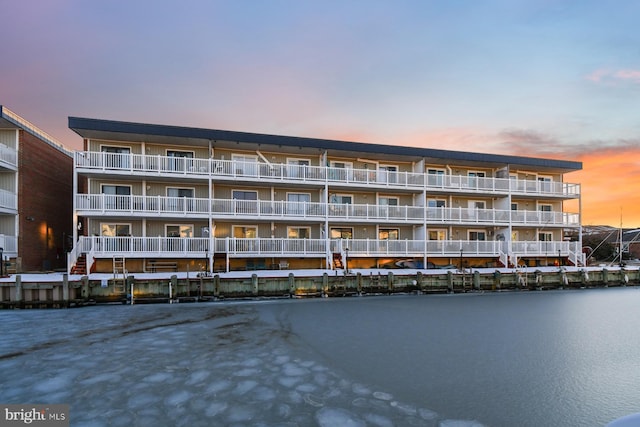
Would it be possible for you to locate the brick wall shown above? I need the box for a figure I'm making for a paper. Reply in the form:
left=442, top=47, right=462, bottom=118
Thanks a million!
left=17, top=131, right=73, bottom=271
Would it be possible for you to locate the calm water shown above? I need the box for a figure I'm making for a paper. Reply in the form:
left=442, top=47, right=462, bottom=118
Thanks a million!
left=262, top=288, right=640, bottom=427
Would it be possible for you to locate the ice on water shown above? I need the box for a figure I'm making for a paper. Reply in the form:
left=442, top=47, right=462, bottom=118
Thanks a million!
left=0, top=303, right=486, bottom=426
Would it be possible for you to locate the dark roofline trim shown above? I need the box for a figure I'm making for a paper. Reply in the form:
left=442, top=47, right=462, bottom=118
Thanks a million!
left=68, top=116, right=582, bottom=171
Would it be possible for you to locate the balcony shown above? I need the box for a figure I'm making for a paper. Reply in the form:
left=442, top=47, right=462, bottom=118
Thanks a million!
left=76, top=194, right=579, bottom=227
left=76, top=236, right=576, bottom=259
left=75, top=152, right=580, bottom=198
left=0, top=145, right=17, bottom=168
left=0, top=189, right=17, bottom=212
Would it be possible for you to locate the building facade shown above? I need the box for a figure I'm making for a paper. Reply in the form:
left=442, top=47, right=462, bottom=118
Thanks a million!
left=0, top=106, right=74, bottom=272
left=68, top=117, right=582, bottom=274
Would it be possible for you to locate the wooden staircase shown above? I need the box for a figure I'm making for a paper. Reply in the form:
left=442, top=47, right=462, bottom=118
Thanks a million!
left=333, top=253, right=344, bottom=269
left=71, top=255, right=87, bottom=275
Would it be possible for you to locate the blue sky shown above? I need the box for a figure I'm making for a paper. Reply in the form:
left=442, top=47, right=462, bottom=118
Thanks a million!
left=2, top=0, right=640, bottom=224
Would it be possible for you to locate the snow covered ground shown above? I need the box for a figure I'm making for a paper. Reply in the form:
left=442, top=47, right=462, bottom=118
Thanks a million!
left=0, top=265, right=629, bottom=283
left=0, top=302, right=485, bottom=427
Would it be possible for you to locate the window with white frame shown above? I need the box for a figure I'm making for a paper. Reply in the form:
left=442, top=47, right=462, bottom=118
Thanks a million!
left=428, top=229, right=447, bottom=240
left=166, top=224, right=193, bottom=238
left=101, top=184, right=131, bottom=210
left=379, top=228, right=399, bottom=240
left=538, top=232, right=553, bottom=241
left=379, top=196, right=399, bottom=206
left=166, top=150, right=194, bottom=171
left=101, top=223, right=131, bottom=237
left=427, top=168, right=445, bottom=186
left=288, top=226, right=311, bottom=239
left=538, top=175, right=552, bottom=192
left=233, top=225, right=257, bottom=239
left=468, top=171, right=486, bottom=188
left=330, top=161, right=353, bottom=180
left=101, top=145, right=130, bottom=169
left=378, top=165, right=398, bottom=183
left=233, top=190, right=258, bottom=214
left=287, top=193, right=311, bottom=215
left=330, top=194, right=352, bottom=204
left=330, top=227, right=352, bottom=239
left=427, top=199, right=446, bottom=208
left=468, top=230, right=487, bottom=241
left=232, top=154, right=258, bottom=176
left=287, top=158, right=310, bottom=178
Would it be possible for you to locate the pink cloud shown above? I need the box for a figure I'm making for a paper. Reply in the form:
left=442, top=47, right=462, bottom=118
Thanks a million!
left=586, top=68, right=640, bottom=84
left=613, top=69, right=640, bottom=82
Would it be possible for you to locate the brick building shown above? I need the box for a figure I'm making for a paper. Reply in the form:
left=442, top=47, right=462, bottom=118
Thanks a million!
left=0, top=106, right=73, bottom=272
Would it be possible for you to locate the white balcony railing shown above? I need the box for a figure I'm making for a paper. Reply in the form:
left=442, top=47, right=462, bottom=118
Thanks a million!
left=76, top=194, right=579, bottom=227
left=78, top=237, right=577, bottom=259
left=0, top=189, right=17, bottom=211
left=75, top=152, right=580, bottom=198
left=0, top=145, right=17, bottom=167
left=511, top=241, right=579, bottom=257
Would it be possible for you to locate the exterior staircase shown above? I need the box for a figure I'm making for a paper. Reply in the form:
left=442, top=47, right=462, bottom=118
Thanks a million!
left=333, top=253, right=344, bottom=269
left=70, top=255, right=87, bottom=275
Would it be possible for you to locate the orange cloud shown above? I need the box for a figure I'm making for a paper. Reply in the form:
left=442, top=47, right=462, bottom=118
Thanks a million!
left=570, top=147, right=640, bottom=227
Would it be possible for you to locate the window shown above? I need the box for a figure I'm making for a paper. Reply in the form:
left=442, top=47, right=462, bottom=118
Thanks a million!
left=330, top=194, right=352, bottom=204
left=538, top=176, right=552, bottom=192
left=427, top=199, right=446, bottom=208
left=329, top=161, right=353, bottom=180
left=166, top=187, right=194, bottom=212
left=233, top=154, right=258, bottom=176
left=288, top=227, right=311, bottom=239
left=469, top=201, right=486, bottom=209
left=166, top=150, right=194, bottom=171
left=101, top=145, right=130, bottom=169
left=428, top=230, right=447, bottom=240
left=101, top=223, right=130, bottom=237
left=287, top=159, right=310, bottom=178
left=167, top=187, right=194, bottom=198
left=287, top=193, right=311, bottom=215
left=511, top=203, right=518, bottom=211
left=233, top=226, right=257, bottom=239
left=330, top=228, right=352, bottom=239
left=101, top=185, right=131, bottom=210
left=427, top=199, right=447, bottom=220
left=379, top=228, right=399, bottom=240
left=469, top=231, right=487, bottom=241
left=468, top=171, right=486, bottom=188
left=233, top=190, right=258, bottom=214
left=379, top=197, right=399, bottom=206
left=166, top=225, right=193, bottom=238
left=378, top=165, right=398, bottom=183
left=427, top=169, right=445, bottom=186
left=539, top=232, right=553, bottom=242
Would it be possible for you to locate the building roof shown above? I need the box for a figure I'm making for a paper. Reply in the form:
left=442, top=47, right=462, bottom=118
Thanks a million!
left=69, top=116, right=582, bottom=172
left=0, top=106, right=73, bottom=156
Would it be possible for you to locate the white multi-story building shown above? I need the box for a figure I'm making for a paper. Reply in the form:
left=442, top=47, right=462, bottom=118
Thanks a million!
left=68, top=117, right=582, bottom=274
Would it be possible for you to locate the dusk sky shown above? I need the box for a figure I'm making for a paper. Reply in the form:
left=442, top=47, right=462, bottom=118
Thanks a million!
left=2, top=1, right=639, bottom=227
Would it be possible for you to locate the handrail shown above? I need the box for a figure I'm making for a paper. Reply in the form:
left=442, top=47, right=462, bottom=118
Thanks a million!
left=74, top=236, right=577, bottom=257
left=75, top=151, right=580, bottom=197
left=75, top=193, right=579, bottom=226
